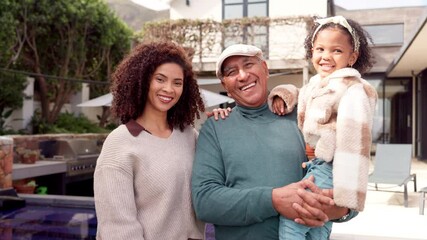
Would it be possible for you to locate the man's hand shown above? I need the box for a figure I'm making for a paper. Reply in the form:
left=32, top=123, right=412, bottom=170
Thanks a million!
left=320, top=189, right=350, bottom=221
left=206, top=107, right=232, bottom=120
left=272, top=176, right=333, bottom=227
left=293, top=188, right=350, bottom=225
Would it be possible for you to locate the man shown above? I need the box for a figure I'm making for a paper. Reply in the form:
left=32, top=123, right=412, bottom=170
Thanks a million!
left=191, top=44, right=353, bottom=240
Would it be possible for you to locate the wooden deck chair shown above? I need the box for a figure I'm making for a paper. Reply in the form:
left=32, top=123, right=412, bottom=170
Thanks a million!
left=368, top=144, right=417, bottom=207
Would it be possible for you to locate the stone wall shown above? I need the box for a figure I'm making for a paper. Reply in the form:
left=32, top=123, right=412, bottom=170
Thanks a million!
left=5, top=133, right=108, bottom=162
left=0, top=137, right=13, bottom=189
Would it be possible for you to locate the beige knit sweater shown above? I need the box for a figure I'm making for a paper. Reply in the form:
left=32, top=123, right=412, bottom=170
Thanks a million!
left=94, top=120, right=205, bottom=240
left=269, top=68, right=378, bottom=211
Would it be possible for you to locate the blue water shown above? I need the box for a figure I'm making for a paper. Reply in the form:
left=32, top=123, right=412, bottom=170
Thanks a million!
left=0, top=204, right=97, bottom=240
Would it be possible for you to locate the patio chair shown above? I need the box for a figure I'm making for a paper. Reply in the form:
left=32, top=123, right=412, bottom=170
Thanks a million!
left=368, top=144, right=417, bottom=207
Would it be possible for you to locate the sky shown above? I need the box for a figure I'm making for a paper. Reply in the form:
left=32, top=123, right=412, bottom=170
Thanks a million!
left=334, top=0, right=427, bottom=10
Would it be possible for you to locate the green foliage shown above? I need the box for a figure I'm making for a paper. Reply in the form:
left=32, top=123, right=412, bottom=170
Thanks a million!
left=1, top=0, right=133, bottom=124
left=104, top=122, right=118, bottom=131
left=0, top=72, right=27, bottom=134
left=30, top=110, right=53, bottom=134
left=55, top=112, right=110, bottom=133
left=0, top=72, right=26, bottom=111
left=0, top=0, right=19, bottom=66
left=31, top=111, right=110, bottom=134
left=136, top=16, right=312, bottom=62
left=136, top=19, right=222, bottom=61
left=0, top=109, right=15, bottom=135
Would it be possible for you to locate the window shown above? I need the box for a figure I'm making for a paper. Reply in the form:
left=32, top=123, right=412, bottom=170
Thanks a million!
left=363, top=24, right=404, bottom=46
left=223, top=0, right=269, bottom=56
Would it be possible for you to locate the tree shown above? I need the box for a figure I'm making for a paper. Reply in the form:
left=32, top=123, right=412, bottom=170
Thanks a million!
left=0, top=1, right=27, bottom=134
left=0, top=72, right=27, bottom=134
left=0, top=0, right=19, bottom=67
left=5, top=0, right=132, bottom=124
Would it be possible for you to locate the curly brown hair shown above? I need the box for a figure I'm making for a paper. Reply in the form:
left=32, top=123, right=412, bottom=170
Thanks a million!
left=110, top=41, right=205, bottom=131
left=304, top=17, right=374, bottom=74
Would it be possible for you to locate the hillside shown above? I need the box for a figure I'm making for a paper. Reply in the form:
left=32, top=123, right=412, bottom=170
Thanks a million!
left=105, top=0, right=169, bottom=31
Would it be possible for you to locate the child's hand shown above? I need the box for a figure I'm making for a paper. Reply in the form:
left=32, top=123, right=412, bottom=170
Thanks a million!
left=272, top=96, right=286, bottom=115
left=302, top=161, right=312, bottom=169
left=206, top=107, right=232, bottom=120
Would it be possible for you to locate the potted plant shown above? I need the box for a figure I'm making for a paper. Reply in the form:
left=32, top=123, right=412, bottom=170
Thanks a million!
left=14, top=180, right=37, bottom=194
left=15, top=147, right=40, bottom=164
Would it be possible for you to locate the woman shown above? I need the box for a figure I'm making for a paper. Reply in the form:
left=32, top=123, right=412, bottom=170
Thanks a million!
left=94, top=41, right=205, bottom=240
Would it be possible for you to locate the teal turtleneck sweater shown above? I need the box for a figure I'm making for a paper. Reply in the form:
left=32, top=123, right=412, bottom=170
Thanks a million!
left=192, top=103, right=306, bottom=240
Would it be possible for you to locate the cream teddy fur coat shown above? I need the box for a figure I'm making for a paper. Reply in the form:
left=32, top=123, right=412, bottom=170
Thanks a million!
left=268, top=68, right=378, bottom=211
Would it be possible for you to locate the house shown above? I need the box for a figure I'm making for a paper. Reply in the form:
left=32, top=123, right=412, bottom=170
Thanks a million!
left=386, top=14, right=427, bottom=159
left=336, top=6, right=427, bottom=159
left=8, top=1, right=427, bottom=160
left=167, top=0, right=334, bottom=94
left=162, top=0, right=427, bottom=159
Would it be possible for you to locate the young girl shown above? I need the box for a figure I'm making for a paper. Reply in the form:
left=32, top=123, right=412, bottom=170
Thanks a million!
left=269, top=16, right=378, bottom=239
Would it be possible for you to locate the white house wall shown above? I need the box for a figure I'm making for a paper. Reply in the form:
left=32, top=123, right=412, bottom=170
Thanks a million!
left=269, top=0, right=328, bottom=18
left=8, top=77, right=35, bottom=132
left=170, top=0, right=328, bottom=21
left=269, top=24, right=307, bottom=60
left=170, top=0, right=329, bottom=20
left=170, top=0, right=222, bottom=20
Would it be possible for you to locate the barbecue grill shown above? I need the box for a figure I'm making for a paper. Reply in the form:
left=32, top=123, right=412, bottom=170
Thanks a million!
left=51, top=138, right=100, bottom=196
left=56, top=138, right=100, bottom=178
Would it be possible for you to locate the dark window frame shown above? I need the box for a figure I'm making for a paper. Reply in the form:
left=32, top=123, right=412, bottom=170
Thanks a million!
left=363, top=23, right=404, bottom=46
left=222, top=0, right=270, bottom=57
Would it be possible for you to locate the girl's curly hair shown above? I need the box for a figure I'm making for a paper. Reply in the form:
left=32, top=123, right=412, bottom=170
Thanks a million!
left=110, top=41, right=205, bottom=131
left=304, top=17, right=374, bottom=74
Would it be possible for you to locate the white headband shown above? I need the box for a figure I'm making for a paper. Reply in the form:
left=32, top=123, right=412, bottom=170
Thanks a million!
left=312, top=16, right=360, bottom=52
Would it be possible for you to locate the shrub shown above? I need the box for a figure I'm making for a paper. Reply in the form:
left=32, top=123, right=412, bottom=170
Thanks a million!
left=31, top=111, right=110, bottom=134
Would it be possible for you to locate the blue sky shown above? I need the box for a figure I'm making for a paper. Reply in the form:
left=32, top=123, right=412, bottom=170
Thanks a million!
left=334, top=0, right=427, bottom=10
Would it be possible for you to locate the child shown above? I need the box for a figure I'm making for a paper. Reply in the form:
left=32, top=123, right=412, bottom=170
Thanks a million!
left=269, top=16, right=378, bottom=239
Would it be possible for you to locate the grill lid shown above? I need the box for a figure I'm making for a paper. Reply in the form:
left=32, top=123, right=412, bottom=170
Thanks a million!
left=56, top=139, right=100, bottom=159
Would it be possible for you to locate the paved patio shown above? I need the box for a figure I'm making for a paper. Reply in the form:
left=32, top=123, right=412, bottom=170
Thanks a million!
left=331, top=158, right=427, bottom=240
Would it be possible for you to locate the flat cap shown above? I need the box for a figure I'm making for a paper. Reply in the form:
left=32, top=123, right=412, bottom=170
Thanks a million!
left=216, top=44, right=263, bottom=80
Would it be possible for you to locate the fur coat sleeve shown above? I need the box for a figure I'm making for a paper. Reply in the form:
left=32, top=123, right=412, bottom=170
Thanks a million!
left=267, top=84, right=299, bottom=113
left=332, top=78, right=377, bottom=211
